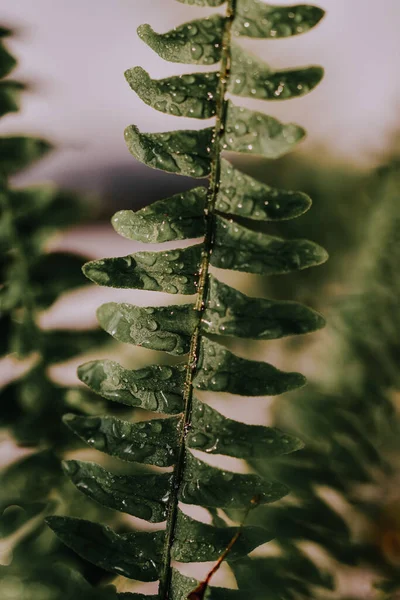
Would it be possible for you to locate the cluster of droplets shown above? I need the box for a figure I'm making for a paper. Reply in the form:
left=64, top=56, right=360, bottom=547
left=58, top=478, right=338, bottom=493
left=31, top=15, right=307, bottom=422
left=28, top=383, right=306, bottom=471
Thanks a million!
left=193, top=339, right=230, bottom=391
left=73, top=460, right=173, bottom=522
left=125, top=127, right=213, bottom=178
left=112, top=189, right=206, bottom=244
left=137, top=16, right=224, bottom=66
left=98, top=303, right=199, bottom=355
left=128, top=67, right=219, bottom=119
left=230, top=60, right=318, bottom=101
left=79, top=360, right=186, bottom=414
left=233, top=2, right=322, bottom=38
left=85, top=250, right=201, bottom=294
left=187, top=399, right=297, bottom=459
left=221, top=104, right=304, bottom=157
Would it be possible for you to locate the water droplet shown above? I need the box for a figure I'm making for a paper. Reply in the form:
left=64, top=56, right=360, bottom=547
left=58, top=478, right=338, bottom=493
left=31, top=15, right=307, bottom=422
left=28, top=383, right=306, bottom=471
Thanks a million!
left=151, top=421, right=163, bottom=434
left=190, top=44, right=203, bottom=59
left=87, top=432, right=107, bottom=450
left=146, top=319, right=159, bottom=332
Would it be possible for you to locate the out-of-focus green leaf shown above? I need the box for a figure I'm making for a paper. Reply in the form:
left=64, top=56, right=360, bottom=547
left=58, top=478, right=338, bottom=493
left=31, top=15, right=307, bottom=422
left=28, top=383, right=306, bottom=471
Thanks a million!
left=0, top=81, right=24, bottom=117
left=1, top=451, right=61, bottom=509
left=31, top=252, right=89, bottom=308
left=0, top=41, right=16, bottom=78
left=0, top=136, right=52, bottom=175
left=42, top=329, right=108, bottom=364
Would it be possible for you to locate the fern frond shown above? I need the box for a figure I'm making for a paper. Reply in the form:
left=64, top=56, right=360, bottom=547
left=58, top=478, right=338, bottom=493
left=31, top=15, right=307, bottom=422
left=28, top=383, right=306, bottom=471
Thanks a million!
left=0, top=25, right=113, bottom=597
left=249, top=165, right=400, bottom=597
left=47, top=2, right=327, bottom=598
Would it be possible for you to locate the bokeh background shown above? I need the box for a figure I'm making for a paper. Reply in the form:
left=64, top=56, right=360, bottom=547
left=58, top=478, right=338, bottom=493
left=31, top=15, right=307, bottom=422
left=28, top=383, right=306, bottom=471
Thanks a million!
left=2, top=1, right=400, bottom=599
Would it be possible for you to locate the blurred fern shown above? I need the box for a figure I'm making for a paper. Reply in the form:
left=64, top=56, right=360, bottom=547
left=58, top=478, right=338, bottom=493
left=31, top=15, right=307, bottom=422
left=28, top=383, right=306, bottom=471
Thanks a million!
left=46, top=1, right=327, bottom=598
left=0, top=25, right=115, bottom=599
left=245, top=164, right=400, bottom=599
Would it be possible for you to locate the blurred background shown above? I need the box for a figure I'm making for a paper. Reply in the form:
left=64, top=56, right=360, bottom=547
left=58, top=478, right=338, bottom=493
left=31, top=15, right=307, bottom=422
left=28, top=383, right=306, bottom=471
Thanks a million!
left=2, top=1, right=400, bottom=599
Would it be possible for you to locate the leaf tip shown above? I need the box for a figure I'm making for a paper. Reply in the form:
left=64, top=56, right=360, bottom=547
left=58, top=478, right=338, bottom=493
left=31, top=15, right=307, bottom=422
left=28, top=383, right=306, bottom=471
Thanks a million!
left=124, top=65, right=148, bottom=90
left=62, top=459, right=79, bottom=477
left=45, top=515, right=62, bottom=532
left=137, top=23, right=154, bottom=44
left=62, top=412, right=78, bottom=427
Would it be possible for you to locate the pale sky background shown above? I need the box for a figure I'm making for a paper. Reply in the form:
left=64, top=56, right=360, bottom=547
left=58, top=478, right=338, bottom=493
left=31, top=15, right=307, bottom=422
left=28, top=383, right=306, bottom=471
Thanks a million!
left=1, top=0, right=400, bottom=191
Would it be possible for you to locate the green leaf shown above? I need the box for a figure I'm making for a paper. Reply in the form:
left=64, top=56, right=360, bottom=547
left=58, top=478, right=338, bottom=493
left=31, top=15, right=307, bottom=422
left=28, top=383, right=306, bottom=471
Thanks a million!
left=187, top=398, right=304, bottom=458
left=211, top=216, right=329, bottom=274
left=171, top=511, right=272, bottom=562
left=42, top=329, right=107, bottom=364
left=203, top=275, right=325, bottom=339
left=230, top=44, right=323, bottom=101
left=112, top=187, right=206, bottom=243
left=63, top=413, right=181, bottom=467
left=194, top=337, right=305, bottom=395
left=78, top=359, right=186, bottom=414
left=223, top=103, right=305, bottom=159
left=8, top=189, right=88, bottom=250
left=1, top=451, right=61, bottom=510
left=216, top=159, right=311, bottom=221
left=0, top=136, right=52, bottom=176
left=0, top=503, right=46, bottom=539
left=31, top=252, right=89, bottom=308
left=97, top=302, right=198, bottom=355
left=0, top=81, right=24, bottom=117
left=181, top=452, right=289, bottom=508
left=0, top=27, right=12, bottom=37
left=137, top=16, right=225, bottom=65
left=45, top=516, right=164, bottom=581
left=124, top=125, right=212, bottom=177
left=8, top=185, right=56, bottom=219
left=233, top=550, right=334, bottom=594
left=125, top=67, right=218, bottom=119
left=63, top=460, right=172, bottom=523
left=0, top=42, right=16, bottom=78
left=232, top=1, right=325, bottom=38
left=83, top=245, right=202, bottom=294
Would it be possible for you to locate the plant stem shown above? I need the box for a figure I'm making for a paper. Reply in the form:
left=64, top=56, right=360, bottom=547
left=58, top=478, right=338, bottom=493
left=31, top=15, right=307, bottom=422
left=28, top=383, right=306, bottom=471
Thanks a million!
left=158, top=2, right=236, bottom=598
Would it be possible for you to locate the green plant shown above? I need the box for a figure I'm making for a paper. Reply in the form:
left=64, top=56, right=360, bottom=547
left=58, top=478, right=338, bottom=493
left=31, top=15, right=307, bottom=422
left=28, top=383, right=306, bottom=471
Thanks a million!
left=247, top=164, right=400, bottom=599
left=0, top=25, right=114, bottom=599
left=46, top=1, right=327, bottom=598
